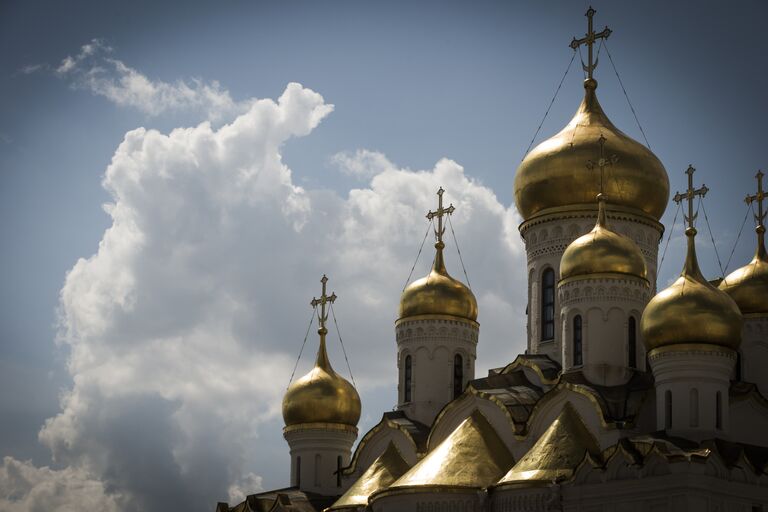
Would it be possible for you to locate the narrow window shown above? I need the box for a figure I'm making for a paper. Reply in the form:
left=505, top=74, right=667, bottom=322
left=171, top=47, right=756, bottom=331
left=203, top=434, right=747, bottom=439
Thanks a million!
left=573, top=315, right=583, bottom=366
left=665, top=390, right=673, bottom=429
left=716, top=391, right=723, bottom=430
left=296, top=456, right=301, bottom=487
left=736, top=351, right=743, bottom=381
left=628, top=316, right=637, bottom=369
left=453, top=354, right=463, bottom=399
left=314, top=454, right=321, bottom=486
left=541, top=269, right=555, bottom=341
left=689, top=388, right=699, bottom=427
left=404, top=355, right=412, bottom=402
left=336, top=455, right=342, bottom=487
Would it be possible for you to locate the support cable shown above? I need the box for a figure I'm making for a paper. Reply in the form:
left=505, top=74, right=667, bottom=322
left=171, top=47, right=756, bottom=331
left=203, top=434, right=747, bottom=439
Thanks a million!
left=603, top=42, right=652, bottom=150
left=521, top=50, right=577, bottom=160
left=723, top=202, right=753, bottom=277
left=402, top=219, right=433, bottom=292
left=447, top=214, right=472, bottom=289
left=658, top=201, right=681, bottom=275
left=287, top=306, right=316, bottom=389
left=330, top=302, right=356, bottom=388
left=700, top=196, right=726, bottom=278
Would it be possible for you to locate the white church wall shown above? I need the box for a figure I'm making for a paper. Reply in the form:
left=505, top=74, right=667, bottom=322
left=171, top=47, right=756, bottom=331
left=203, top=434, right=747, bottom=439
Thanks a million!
left=742, top=316, right=768, bottom=397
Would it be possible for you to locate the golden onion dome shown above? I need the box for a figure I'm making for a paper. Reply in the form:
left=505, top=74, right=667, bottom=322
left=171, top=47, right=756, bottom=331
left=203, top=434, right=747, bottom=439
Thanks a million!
left=282, top=330, right=361, bottom=427
left=719, top=226, right=768, bottom=315
left=560, top=194, right=648, bottom=282
left=399, top=242, right=478, bottom=321
left=514, top=79, right=669, bottom=221
left=641, top=227, right=742, bottom=351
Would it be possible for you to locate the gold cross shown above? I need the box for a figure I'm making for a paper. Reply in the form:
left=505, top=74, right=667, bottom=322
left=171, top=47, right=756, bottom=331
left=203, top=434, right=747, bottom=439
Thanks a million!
left=746, top=170, right=766, bottom=231
left=569, top=6, right=612, bottom=80
left=310, top=274, right=336, bottom=333
left=426, top=187, right=455, bottom=246
left=586, top=135, right=619, bottom=194
left=673, top=165, right=709, bottom=232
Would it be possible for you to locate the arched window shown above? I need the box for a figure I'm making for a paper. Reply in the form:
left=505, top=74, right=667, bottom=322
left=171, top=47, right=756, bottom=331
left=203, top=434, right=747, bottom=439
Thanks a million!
left=689, top=388, right=699, bottom=427
left=314, top=454, right=321, bottom=487
left=716, top=391, right=723, bottom=430
left=628, top=316, right=637, bottom=369
left=665, top=390, right=673, bottom=429
left=404, top=355, right=412, bottom=402
left=337, top=456, right=342, bottom=487
left=296, top=456, right=301, bottom=487
left=541, top=268, right=555, bottom=341
left=735, top=351, right=743, bottom=381
left=573, top=315, right=583, bottom=366
left=453, top=354, right=463, bottom=399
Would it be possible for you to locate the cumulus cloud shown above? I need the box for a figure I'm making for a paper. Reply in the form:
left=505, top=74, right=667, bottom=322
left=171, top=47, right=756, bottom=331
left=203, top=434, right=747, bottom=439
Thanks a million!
left=330, top=149, right=396, bottom=179
left=55, top=39, right=244, bottom=120
left=7, top=72, right=526, bottom=510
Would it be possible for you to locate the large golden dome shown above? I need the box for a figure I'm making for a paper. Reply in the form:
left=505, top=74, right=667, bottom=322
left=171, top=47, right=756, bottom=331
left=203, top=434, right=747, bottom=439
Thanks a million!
left=399, top=242, right=478, bottom=321
left=719, top=227, right=768, bottom=315
left=282, top=331, right=361, bottom=427
left=560, top=195, right=648, bottom=282
left=514, top=79, right=669, bottom=221
left=641, top=228, right=742, bottom=351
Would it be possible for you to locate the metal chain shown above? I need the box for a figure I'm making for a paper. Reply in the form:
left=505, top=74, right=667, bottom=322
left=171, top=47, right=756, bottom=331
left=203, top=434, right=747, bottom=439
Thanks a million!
left=723, top=202, right=753, bottom=276
left=402, top=219, right=433, bottom=292
left=603, top=42, right=652, bottom=150
left=521, top=50, right=577, bottom=160
left=329, top=302, right=356, bottom=388
left=700, top=196, right=726, bottom=278
left=658, top=201, right=681, bottom=275
left=287, top=306, right=316, bottom=389
left=447, top=214, right=472, bottom=289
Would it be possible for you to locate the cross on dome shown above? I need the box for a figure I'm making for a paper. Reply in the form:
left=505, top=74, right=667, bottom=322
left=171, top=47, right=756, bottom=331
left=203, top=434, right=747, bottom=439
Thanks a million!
left=673, top=165, right=709, bottom=234
left=746, top=170, right=766, bottom=233
left=569, top=6, right=612, bottom=81
left=311, top=274, right=337, bottom=334
left=426, top=187, right=455, bottom=248
left=586, top=135, right=619, bottom=195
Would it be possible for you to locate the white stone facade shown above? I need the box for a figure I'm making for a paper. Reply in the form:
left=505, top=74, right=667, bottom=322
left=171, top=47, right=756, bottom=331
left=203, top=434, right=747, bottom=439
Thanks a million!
left=395, top=315, right=479, bottom=426
left=741, top=315, right=768, bottom=396
left=520, top=208, right=662, bottom=364
left=283, top=423, right=357, bottom=496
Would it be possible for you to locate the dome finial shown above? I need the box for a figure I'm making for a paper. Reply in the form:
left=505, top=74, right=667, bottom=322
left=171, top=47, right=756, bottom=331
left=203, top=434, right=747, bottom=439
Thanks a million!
left=672, top=165, right=709, bottom=278
left=569, top=6, right=612, bottom=84
left=310, top=274, right=337, bottom=370
left=426, top=187, right=455, bottom=273
left=746, top=170, right=767, bottom=261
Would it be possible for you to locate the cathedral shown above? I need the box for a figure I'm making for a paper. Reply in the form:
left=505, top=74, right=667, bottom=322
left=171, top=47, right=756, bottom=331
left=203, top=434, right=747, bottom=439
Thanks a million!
left=216, top=9, right=768, bottom=512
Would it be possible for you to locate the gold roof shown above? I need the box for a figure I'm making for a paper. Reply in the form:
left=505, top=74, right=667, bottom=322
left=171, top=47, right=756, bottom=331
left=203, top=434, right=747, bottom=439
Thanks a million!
left=383, top=410, right=513, bottom=491
left=641, top=227, right=742, bottom=351
left=495, top=402, right=600, bottom=486
left=719, top=233, right=768, bottom=315
left=399, top=242, right=478, bottom=321
left=514, top=79, right=669, bottom=221
left=327, top=442, right=410, bottom=510
left=560, top=194, right=648, bottom=282
left=282, top=331, right=361, bottom=428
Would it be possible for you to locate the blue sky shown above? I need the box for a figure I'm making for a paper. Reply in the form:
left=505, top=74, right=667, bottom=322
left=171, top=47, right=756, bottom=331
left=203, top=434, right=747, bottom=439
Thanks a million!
left=1, top=1, right=767, bottom=511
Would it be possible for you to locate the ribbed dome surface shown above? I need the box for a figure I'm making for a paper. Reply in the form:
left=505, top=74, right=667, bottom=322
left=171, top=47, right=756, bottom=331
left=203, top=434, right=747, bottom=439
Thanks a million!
left=719, top=229, right=768, bottom=315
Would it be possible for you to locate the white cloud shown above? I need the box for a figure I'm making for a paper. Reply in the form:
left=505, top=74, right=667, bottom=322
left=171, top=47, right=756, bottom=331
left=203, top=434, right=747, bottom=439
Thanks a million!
left=56, top=39, right=245, bottom=120
left=10, top=74, right=526, bottom=511
left=330, top=149, right=396, bottom=179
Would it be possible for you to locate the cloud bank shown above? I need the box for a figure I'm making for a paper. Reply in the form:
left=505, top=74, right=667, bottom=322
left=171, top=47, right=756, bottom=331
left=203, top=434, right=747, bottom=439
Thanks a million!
left=4, top=49, right=526, bottom=512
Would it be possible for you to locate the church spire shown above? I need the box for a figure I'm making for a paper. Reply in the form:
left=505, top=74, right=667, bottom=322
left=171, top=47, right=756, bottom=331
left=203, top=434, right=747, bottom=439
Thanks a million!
left=569, top=6, right=612, bottom=83
left=673, top=165, right=709, bottom=280
left=310, top=274, right=337, bottom=370
left=746, top=170, right=766, bottom=260
left=426, top=187, right=455, bottom=273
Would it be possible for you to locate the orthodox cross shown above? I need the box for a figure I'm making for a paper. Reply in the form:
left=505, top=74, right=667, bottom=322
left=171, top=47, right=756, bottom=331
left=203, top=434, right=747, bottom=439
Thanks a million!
left=586, top=135, right=619, bottom=194
left=673, top=165, right=709, bottom=231
left=426, top=187, right=455, bottom=245
left=746, top=170, right=766, bottom=231
left=569, top=6, right=612, bottom=80
left=310, top=274, right=336, bottom=332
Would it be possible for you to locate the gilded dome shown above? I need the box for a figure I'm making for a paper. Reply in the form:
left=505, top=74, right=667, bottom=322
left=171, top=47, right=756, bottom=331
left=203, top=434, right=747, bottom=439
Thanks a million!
left=399, top=242, right=478, bottom=321
left=719, top=228, right=768, bottom=315
left=282, top=332, right=361, bottom=427
left=514, top=79, right=669, bottom=221
left=641, top=228, right=742, bottom=351
left=560, top=195, right=648, bottom=282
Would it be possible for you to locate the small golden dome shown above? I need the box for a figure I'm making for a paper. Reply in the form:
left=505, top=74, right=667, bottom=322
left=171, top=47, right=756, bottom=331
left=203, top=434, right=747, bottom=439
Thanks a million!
left=719, top=227, right=768, bottom=315
left=514, top=79, right=669, bottom=221
left=399, top=242, right=478, bottom=321
left=641, top=228, right=742, bottom=351
left=282, top=331, right=361, bottom=427
left=560, top=195, right=648, bottom=282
